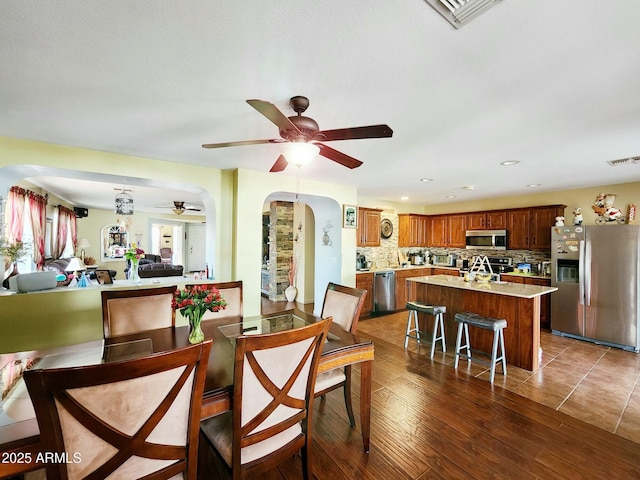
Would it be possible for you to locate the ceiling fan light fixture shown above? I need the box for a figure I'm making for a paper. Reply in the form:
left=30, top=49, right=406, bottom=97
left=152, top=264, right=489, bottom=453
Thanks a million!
left=283, top=142, right=320, bottom=167
left=172, top=208, right=185, bottom=215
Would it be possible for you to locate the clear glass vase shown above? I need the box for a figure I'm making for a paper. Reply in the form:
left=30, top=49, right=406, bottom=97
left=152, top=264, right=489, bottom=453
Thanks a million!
left=187, top=310, right=205, bottom=344
left=129, top=259, right=140, bottom=284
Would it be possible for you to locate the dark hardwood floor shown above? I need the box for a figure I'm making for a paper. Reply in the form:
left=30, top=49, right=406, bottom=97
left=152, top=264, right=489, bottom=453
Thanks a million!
left=245, top=299, right=640, bottom=479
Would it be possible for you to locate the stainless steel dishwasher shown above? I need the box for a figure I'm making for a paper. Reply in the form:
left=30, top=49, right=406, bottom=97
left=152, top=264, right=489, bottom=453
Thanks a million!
left=374, top=270, right=396, bottom=313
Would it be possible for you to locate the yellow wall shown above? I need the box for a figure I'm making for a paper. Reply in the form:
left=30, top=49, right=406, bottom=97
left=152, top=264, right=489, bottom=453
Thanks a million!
left=422, top=181, right=640, bottom=225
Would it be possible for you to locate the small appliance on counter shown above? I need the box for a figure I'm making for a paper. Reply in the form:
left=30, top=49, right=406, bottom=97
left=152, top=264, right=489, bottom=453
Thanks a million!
left=356, top=254, right=370, bottom=271
left=432, top=254, right=457, bottom=267
left=409, top=252, right=426, bottom=265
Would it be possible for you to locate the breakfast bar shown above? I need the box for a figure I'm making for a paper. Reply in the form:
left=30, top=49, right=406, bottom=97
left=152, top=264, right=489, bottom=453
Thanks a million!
left=407, top=275, right=557, bottom=371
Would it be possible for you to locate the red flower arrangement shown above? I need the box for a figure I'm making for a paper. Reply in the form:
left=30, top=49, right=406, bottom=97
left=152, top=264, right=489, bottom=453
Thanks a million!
left=172, top=284, right=228, bottom=319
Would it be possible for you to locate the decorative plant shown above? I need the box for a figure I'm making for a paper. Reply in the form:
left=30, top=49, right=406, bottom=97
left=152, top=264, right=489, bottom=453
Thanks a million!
left=124, top=243, right=145, bottom=262
left=0, top=239, right=30, bottom=263
left=172, top=284, right=228, bottom=318
left=288, top=256, right=298, bottom=287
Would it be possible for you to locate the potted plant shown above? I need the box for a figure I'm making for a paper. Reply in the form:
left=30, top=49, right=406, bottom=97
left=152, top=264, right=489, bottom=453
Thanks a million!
left=1, top=239, right=30, bottom=288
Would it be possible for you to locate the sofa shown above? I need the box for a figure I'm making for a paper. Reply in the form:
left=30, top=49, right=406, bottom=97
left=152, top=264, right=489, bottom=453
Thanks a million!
left=43, top=258, right=117, bottom=284
left=125, top=253, right=184, bottom=278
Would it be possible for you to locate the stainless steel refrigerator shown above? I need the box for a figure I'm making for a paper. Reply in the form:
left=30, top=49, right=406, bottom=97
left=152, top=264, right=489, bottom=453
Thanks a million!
left=551, top=225, right=640, bottom=352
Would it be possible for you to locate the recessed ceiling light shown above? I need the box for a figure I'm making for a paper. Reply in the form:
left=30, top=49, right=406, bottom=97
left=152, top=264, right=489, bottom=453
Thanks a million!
left=463, top=185, right=475, bottom=190
left=401, top=196, right=409, bottom=201
left=501, top=161, right=520, bottom=166
left=420, top=178, right=434, bottom=182
left=527, top=184, right=541, bottom=188
left=446, top=195, right=456, bottom=198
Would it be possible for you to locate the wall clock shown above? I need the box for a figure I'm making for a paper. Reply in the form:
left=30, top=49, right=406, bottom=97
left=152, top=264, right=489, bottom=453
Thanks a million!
left=380, top=219, right=393, bottom=239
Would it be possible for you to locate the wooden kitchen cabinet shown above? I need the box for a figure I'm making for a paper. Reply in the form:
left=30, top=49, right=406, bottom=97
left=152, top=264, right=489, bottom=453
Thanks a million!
left=501, top=274, right=552, bottom=329
left=429, top=215, right=448, bottom=247
left=394, top=268, right=431, bottom=309
left=507, top=209, right=530, bottom=249
left=530, top=206, right=564, bottom=250
left=508, top=205, right=565, bottom=250
left=486, top=211, right=507, bottom=229
left=398, top=214, right=429, bottom=247
left=447, top=214, right=466, bottom=247
left=355, top=272, right=374, bottom=318
left=466, top=212, right=486, bottom=230
left=466, top=211, right=507, bottom=230
left=357, top=208, right=382, bottom=247
left=432, top=268, right=460, bottom=276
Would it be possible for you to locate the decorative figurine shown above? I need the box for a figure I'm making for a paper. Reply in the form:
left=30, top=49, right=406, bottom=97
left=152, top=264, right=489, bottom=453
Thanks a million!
left=573, top=207, right=583, bottom=225
left=555, top=216, right=565, bottom=226
left=592, top=193, right=625, bottom=224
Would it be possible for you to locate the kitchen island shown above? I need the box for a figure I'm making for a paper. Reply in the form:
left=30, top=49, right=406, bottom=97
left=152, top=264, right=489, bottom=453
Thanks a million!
left=407, top=275, right=557, bottom=371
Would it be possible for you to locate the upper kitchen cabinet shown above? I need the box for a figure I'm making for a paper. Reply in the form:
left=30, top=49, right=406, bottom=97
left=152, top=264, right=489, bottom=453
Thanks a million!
left=508, top=205, right=566, bottom=250
left=530, top=206, right=565, bottom=250
left=429, top=215, right=448, bottom=247
left=487, top=211, right=507, bottom=229
left=398, top=214, right=429, bottom=247
left=357, top=207, right=382, bottom=247
left=466, top=211, right=507, bottom=230
left=507, top=209, right=530, bottom=249
left=447, top=214, right=466, bottom=248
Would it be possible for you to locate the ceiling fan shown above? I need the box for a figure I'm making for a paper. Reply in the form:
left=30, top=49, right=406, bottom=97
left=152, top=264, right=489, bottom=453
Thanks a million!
left=156, top=201, right=202, bottom=215
left=202, top=96, right=393, bottom=172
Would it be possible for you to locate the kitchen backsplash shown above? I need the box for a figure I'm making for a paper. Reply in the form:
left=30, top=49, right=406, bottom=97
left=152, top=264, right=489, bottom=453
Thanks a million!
left=356, top=211, right=551, bottom=269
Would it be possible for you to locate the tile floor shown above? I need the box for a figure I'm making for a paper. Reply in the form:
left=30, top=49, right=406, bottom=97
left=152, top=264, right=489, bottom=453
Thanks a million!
left=357, top=311, right=640, bottom=445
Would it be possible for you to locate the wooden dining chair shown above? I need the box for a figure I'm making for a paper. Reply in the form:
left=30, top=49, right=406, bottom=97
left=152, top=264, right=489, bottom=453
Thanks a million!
left=23, top=340, right=212, bottom=480
left=101, top=285, right=177, bottom=338
left=199, top=318, right=331, bottom=480
left=196, top=281, right=243, bottom=321
left=314, top=282, right=368, bottom=427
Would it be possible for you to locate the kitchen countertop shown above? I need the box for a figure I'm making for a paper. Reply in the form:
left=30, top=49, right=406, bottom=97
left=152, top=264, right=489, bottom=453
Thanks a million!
left=356, top=264, right=457, bottom=274
left=406, top=274, right=557, bottom=299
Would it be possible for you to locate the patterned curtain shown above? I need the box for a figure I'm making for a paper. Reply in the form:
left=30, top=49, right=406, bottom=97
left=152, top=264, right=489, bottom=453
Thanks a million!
left=27, top=191, right=48, bottom=269
left=55, top=205, right=76, bottom=258
left=6, top=186, right=26, bottom=243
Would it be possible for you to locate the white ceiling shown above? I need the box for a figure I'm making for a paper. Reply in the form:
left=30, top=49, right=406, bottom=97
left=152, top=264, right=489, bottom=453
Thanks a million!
left=1, top=1, right=639, bottom=212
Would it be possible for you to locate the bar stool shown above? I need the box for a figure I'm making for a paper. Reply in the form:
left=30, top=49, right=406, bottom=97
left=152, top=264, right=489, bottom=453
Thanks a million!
left=404, top=302, right=446, bottom=359
left=454, top=312, right=507, bottom=384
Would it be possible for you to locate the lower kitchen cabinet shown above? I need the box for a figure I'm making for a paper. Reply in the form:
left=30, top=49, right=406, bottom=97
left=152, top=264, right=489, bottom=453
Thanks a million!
left=395, top=268, right=431, bottom=309
left=431, top=268, right=460, bottom=277
left=501, top=274, right=552, bottom=330
left=355, top=272, right=374, bottom=318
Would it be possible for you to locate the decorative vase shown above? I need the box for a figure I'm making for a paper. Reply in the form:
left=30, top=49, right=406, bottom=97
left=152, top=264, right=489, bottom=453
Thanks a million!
left=285, top=285, right=297, bottom=302
left=187, top=310, right=205, bottom=344
left=129, top=259, right=140, bottom=284
left=2, top=262, right=19, bottom=289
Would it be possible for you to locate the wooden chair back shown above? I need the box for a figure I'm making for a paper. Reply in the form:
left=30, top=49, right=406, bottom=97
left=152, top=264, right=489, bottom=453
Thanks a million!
left=193, top=281, right=243, bottom=321
left=101, top=285, right=177, bottom=338
left=201, top=318, right=330, bottom=479
left=24, top=340, right=212, bottom=480
left=320, top=282, right=368, bottom=333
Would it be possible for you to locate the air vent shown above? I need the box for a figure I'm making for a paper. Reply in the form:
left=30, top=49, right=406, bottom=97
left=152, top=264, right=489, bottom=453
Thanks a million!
left=607, top=156, right=640, bottom=167
left=424, top=0, right=503, bottom=29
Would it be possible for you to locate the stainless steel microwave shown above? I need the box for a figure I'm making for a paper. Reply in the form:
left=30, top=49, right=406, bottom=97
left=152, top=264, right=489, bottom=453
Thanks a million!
left=465, top=229, right=507, bottom=250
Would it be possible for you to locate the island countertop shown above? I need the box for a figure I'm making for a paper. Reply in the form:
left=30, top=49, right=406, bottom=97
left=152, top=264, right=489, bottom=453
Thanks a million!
left=407, top=275, right=557, bottom=299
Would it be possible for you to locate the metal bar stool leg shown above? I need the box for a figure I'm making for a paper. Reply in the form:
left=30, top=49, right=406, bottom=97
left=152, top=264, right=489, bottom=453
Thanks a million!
left=430, top=312, right=446, bottom=359
left=489, top=329, right=500, bottom=384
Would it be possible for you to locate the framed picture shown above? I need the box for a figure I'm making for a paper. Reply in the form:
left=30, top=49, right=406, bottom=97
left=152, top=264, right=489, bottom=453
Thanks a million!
left=343, top=205, right=357, bottom=229
left=95, top=270, right=113, bottom=285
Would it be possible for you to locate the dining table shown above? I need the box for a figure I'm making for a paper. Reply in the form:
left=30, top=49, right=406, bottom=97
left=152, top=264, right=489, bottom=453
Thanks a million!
left=0, top=307, right=374, bottom=479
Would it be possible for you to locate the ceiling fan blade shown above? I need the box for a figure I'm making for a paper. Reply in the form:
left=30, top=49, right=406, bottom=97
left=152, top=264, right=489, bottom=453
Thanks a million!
left=270, top=155, right=288, bottom=172
left=186, top=207, right=201, bottom=211
left=202, top=138, right=285, bottom=149
left=316, top=124, right=393, bottom=142
left=246, top=99, right=302, bottom=134
left=316, top=143, right=363, bottom=169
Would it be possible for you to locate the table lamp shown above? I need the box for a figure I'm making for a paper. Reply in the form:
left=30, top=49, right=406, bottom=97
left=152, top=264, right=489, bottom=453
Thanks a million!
left=65, top=257, right=89, bottom=287
left=77, top=238, right=91, bottom=260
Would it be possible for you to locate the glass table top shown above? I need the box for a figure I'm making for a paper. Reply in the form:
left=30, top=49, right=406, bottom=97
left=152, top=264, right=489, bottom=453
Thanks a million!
left=0, top=338, right=153, bottom=427
left=218, top=313, right=311, bottom=344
